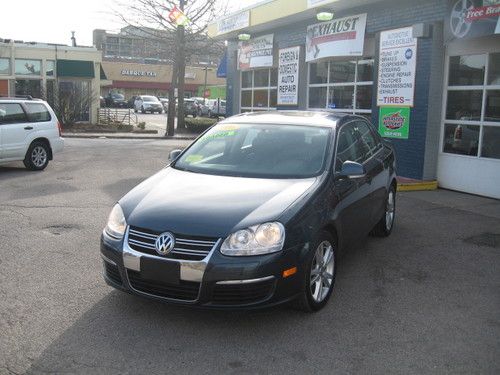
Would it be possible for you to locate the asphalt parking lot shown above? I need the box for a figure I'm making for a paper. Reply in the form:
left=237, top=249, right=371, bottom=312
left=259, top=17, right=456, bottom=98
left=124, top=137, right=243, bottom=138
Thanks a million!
left=1, top=138, right=499, bottom=374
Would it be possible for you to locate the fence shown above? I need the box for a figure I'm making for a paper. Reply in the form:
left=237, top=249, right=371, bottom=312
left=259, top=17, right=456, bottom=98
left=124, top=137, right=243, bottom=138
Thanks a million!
left=98, top=108, right=137, bottom=126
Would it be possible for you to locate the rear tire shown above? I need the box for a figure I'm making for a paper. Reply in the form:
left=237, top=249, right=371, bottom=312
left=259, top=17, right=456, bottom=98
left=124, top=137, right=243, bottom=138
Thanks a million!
left=141, top=106, right=146, bottom=114
left=24, top=141, right=50, bottom=171
left=371, top=185, right=396, bottom=237
left=293, top=231, right=337, bottom=312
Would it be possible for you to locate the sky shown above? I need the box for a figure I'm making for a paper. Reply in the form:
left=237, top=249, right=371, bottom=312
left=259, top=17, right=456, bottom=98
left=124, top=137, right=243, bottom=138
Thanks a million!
left=0, top=0, right=262, bottom=46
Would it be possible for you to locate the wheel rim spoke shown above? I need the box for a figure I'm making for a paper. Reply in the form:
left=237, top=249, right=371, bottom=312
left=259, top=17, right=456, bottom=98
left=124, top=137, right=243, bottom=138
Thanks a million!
left=310, top=240, right=335, bottom=303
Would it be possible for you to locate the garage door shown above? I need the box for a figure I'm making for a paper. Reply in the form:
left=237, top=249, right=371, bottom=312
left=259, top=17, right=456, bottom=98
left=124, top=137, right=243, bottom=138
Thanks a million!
left=438, top=37, right=500, bottom=199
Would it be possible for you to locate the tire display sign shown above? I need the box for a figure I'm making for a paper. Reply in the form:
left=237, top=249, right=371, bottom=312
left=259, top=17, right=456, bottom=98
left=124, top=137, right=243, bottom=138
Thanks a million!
left=378, top=106, right=410, bottom=139
left=377, top=27, right=417, bottom=107
left=238, top=34, right=274, bottom=70
left=305, top=13, right=367, bottom=62
left=445, top=0, right=500, bottom=41
left=277, top=47, right=300, bottom=106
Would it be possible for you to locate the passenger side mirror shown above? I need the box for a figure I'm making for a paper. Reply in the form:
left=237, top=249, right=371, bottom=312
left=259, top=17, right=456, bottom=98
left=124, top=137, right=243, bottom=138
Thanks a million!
left=336, top=161, right=365, bottom=179
left=169, top=149, right=183, bottom=162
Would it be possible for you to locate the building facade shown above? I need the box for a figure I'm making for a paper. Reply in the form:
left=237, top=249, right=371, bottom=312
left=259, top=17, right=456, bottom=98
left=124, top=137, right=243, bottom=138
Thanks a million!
left=0, top=40, right=102, bottom=123
left=208, top=0, right=500, bottom=199
left=100, top=61, right=225, bottom=98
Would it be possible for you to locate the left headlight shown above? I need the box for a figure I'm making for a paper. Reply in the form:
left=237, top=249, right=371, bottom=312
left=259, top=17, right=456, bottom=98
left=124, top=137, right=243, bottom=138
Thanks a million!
left=105, top=204, right=127, bottom=239
left=220, top=222, right=285, bottom=256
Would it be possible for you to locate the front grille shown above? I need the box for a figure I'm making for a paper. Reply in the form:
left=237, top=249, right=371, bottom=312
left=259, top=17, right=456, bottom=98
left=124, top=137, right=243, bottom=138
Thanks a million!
left=128, top=226, right=218, bottom=261
left=104, top=261, right=122, bottom=285
left=127, top=270, right=200, bottom=301
left=212, top=278, right=276, bottom=305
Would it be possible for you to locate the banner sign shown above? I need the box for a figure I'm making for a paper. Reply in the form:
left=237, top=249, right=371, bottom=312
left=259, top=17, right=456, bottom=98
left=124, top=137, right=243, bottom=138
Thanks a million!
left=445, top=0, right=500, bottom=42
left=238, top=34, right=274, bottom=70
left=377, top=27, right=417, bottom=107
left=378, top=106, right=410, bottom=139
left=305, top=13, right=366, bottom=62
left=217, top=10, right=250, bottom=35
left=277, top=47, right=300, bottom=106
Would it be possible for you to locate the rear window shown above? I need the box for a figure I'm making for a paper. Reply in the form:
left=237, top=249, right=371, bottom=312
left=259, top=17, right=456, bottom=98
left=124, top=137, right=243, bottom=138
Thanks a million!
left=142, top=96, right=159, bottom=102
left=25, top=103, right=51, bottom=122
left=0, top=103, right=28, bottom=124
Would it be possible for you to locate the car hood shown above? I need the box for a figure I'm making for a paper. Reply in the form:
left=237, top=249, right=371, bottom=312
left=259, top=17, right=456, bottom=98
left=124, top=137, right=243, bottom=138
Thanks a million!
left=120, top=167, right=317, bottom=237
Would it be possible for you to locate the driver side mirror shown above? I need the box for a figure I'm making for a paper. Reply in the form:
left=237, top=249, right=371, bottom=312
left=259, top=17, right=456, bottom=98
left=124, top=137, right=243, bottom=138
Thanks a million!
left=168, top=149, right=183, bottom=162
left=336, top=161, right=365, bottom=179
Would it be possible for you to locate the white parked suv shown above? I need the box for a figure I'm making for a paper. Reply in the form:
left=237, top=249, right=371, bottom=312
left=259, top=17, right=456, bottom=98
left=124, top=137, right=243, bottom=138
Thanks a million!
left=0, top=98, right=64, bottom=171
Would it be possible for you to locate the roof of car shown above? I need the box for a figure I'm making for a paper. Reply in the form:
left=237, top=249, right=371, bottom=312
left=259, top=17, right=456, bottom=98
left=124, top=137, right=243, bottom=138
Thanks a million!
left=220, top=110, right=356, bottom=128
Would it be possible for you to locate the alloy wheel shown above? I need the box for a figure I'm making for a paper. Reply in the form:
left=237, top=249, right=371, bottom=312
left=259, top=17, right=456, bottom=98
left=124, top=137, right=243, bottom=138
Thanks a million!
left=310, top=240, right=335, bottom=303
left=31, top=146, right=47, bottom=167
left=385, top=190, right=395, bottom=231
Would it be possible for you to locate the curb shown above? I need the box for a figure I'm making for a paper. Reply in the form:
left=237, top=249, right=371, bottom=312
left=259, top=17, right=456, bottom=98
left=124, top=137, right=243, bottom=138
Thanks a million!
left=62, top=133, right=198, bottom=140
left=397, top=180, right=438, bottom=192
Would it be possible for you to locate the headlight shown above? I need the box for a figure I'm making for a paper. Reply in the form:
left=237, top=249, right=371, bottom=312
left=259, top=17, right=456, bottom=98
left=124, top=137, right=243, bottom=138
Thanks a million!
left=105, top=204, right=127, bottom=239
left=220, top=222, right=285, bottom=256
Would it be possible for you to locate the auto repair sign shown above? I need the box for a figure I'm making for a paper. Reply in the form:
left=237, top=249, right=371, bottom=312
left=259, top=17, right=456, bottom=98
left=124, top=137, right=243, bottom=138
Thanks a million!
left=278, top=47, right=300, bottom=106
left=238, top=34, right=274, bottom=70
left=377, top=27, right=417, bottom=107
left=305, top=13, right=367, bottom=62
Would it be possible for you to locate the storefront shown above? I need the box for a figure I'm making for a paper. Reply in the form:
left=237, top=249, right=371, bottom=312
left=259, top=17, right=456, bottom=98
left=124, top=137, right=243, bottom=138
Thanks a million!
left=100, top=61, right=226, bottom=100
left=438, top=0, right=500, bottom=198
left=0, top=40, right=102, bottom=123
left=208, top=0, right=500, bottom=198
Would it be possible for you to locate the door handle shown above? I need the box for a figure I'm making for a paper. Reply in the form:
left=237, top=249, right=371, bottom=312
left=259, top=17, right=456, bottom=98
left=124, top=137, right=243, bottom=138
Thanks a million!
left=24, top=126, right=33, bottom=130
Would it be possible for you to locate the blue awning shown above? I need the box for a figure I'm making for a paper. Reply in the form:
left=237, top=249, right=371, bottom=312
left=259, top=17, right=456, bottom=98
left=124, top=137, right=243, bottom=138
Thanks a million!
left=216, top=52, right=227, bottom=78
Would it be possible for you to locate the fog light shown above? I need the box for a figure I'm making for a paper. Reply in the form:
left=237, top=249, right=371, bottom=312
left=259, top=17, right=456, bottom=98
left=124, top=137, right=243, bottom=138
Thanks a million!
left=283, top=267, right=297, bottom=278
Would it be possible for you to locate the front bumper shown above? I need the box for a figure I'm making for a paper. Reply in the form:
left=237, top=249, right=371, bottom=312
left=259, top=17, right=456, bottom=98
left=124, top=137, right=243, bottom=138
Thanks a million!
left=101, top=229, right=308, bottom=309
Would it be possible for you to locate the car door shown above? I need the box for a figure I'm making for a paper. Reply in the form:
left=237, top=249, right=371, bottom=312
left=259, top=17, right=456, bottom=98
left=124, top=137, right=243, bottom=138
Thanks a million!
left=332, top=121, right=376, bottom=244
left=0, top=102, right=33, bottom=160
left=351, top=120, right=387, bottom=227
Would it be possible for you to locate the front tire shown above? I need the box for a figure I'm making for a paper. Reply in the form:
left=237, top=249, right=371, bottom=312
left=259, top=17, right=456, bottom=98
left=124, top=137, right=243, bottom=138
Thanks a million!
left=371, top=185, right=396, bottom=237
left=24, top=141, right=50, bottom=171
left=294, top=231, right=336, bottom=312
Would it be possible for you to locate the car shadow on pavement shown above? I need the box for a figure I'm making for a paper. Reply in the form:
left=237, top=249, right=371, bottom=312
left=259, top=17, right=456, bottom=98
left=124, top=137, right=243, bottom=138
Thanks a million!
left=26, top=243, right=374, bottom=375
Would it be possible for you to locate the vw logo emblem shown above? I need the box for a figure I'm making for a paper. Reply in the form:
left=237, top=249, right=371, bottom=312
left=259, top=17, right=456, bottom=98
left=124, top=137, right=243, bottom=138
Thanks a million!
left=155, top=232, right=175, bottom=256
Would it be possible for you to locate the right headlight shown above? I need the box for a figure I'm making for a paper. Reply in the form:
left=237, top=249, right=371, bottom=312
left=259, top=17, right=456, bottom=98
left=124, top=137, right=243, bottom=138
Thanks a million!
left=220, top=222, right=285, bottom=256
left=104, top=204, right=127, bottom=239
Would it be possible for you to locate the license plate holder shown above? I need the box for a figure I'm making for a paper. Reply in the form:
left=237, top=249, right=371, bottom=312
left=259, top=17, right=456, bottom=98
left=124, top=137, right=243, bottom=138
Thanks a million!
left=140, top=257, right=180, bottom=285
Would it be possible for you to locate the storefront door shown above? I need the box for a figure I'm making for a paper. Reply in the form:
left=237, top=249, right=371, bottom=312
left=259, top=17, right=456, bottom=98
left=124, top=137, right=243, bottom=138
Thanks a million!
left=438, top=36, right=500, bottom=199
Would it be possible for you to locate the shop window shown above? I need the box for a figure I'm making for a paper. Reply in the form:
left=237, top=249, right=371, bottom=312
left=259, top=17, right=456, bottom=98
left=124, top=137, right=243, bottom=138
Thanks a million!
left=46, top=60, right=55, bottom=76
left=0, top=58, right=10, bottom=75
left=448, top=55, right=486, bottom=86
left=46, top=80, right=56, bottom=108
left=308, top=87, right=327, bottom=108
left=15, top=59, right=41, bottom=75
left=15, top=79, right=41, bottom=98
left=240, top=68, right=278, bottom=112
left=487, top=53, right=500, bottom=85
left=481, top=126, right=500, bottom=159
left=446, top=90, right=483, bottom=120
left=443, top=52, right=500, bottom=160
left=308, top=58, right=374, bottom=115
left=485, top=90, right=500, bottom=122
left=442, top=124, right=479, bottom=156
left=58, top=80, right=91, bottom=122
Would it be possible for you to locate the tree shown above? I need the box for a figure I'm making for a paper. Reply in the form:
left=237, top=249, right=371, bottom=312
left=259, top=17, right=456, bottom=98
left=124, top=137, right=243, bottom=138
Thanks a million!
left=115, top=0, right=226, bottom=136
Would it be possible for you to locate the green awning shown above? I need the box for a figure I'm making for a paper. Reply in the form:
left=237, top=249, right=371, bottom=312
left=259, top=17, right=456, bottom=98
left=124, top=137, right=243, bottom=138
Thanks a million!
left=56, top=59, right=95, bottom=78
left=100, top=65, right=107, bottom=80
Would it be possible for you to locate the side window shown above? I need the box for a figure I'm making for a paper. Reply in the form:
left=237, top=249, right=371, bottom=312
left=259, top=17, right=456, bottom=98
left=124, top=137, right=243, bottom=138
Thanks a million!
left=25, top=103, right=51, bottom=122
left=354, top=120, right=381, bottom=156
left=0, top=103, right=28, bottom=124
left=335, top=124, right=358, bottom=171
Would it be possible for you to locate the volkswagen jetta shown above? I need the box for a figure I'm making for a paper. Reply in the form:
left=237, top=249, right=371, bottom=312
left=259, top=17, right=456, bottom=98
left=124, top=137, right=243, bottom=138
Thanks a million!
left=100, top=111, right=397, bottom=311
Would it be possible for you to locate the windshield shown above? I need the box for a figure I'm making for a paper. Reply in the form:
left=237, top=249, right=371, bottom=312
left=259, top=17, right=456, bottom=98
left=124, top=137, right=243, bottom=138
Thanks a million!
left=142, top=96, right=159, bottom=102
left=112, top=94, right=124, bottom=99
left=174, top=123, right=331, bottom=178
